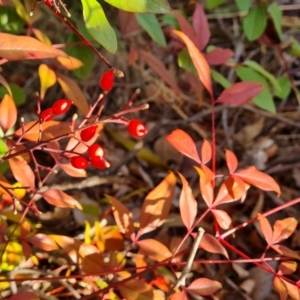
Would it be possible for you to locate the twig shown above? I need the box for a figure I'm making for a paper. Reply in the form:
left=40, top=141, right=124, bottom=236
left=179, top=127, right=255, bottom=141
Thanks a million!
left=172, top=227, right=205, bottom=291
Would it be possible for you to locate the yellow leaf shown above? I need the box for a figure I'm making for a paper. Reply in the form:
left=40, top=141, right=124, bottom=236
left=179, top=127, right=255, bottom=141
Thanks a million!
left=38, top=64, right=56, bottom=100
left=32, top=29, right=51, bottom=45
left=56, top=56, right=83, bottom=70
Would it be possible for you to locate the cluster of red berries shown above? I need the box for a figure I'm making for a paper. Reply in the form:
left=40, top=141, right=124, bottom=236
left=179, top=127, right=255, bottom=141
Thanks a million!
left=40, top=99, right=73, bottom=122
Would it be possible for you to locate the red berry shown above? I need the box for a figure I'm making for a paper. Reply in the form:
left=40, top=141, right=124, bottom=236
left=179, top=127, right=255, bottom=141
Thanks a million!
left=87, top=144, right=105, bottom=160
left=52, top=99, right=73, bottom=115
left=40, top=108, right=54, bottom=122
left=90, top=157, right=110, bottom=169
left=70, top=156, right=88, bottom=169
left=80, top=125, right=97, bottom=142
left=99, top=69, right=114, bottom=92
left=127, top=119, right=147, bottom=138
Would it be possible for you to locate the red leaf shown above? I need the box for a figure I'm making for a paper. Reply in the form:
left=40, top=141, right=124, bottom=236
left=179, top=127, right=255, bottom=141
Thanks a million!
left=8, top=158, right=35, bottom=191
left=211, top=209, right=231, bottom=230
left=118, top=10, right=139, bottom=35
left=272, top=218, right=298, bottom=244
left=257, top=213, right=273, bottom=245
left=26, top=233, right=58, bottom=251
left=21, top=240, right=31, bottom=260
left=0, top=94, right=17, bottom=132
left=204, top=48, right=234, bottom=65
left=235, top=166, right=280, bottom=195
left=173, top=10, right=197, bottom=45
left=187, top=278, right=222, bottom=296
left=137, top=239, right=172, bottom=262
left=216, top=82, right=263, bottom=105
left=106, top=194, right=134, bottom=238
left=8, top=291, right=39, bottom=300
left=166, top=129, right=201, bottom=164
left=127, top=47, right=139, bottom=66
left=225, top=149, right=238, bottom=174
left=178, top=173, right=198, bottom=230
left=192, top=3, right=210, bottom=51
left=173, top=30, right=213, bottom=97
left=201, top=140, right=212, bottom=164
left=199, top=233, right=228, bottom=258
left=40, top=189, right=82, bottom=209
left=0, top=33, right=67, bottom=61
left=139, top=172, right=176, bottom=236
left=138, top=50, right=180, bottom=93
left=271, top=244, right=300, bottom=260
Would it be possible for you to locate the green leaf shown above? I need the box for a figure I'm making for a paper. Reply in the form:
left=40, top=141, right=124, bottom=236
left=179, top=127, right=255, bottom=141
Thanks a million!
left=161, top=13, right=179, bottom=28
left=178, top=49, right=197, bottom=74
left=242, top=7, right=267, bottom=41
left=65, top=34, right=94, bottom=79
left=236, top=66, right=276, bottom=113
left=135, top=14, right=166, bottom=47
left=0, top=139, right=8, bottom=157
left=0, top=161, right=8, bottom=174
left=234, top=0, right=251, bottom=11
left=81, top=0, right=117, bottom=53
left=0, top=6, right=25, bottom=34
left=0, top=84, right=26, bottom=106
left=211, top=69, right=231, bottom=88
left=104, top=0, right=171, bottom=14
left=206, top=0, right=226, bottom=10
left=243, top=60, right=281, bottom=93
left=291, top=40, right=300, bottom=57
left=274, top=76, right=291, bottom=100
left=268, top=3, right=283, bottom=41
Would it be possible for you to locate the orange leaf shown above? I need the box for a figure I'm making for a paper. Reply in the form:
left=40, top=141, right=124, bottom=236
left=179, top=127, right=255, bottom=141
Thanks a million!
left=118, top=279, right=158, bottom=300
left=173, top=30, right=213, bottom=97
left=166, top=129, right=201, bottom=164
left=258, top=213, right=273, bottom=245
left=81, top=253, right=106, bottom=273
left=273, top=277, right=288, bottom=300
left=40, top=189, right=82, bottom=209
left=26, top=233, right=58, bottom=251
left=225, top=149, right=238, bottom=174
left=106, top=194, right=134, bottom=238
left=8, top=158, right=35, bottom=191
left=235, top=166, right=280, bottom=195
left=38, top=64, right=56, bottom=100
left=214, top=176, right=245, bottom=205
left=56, top=73, right=89, bottom=116
left=211, top=209, right=231, bottom=230
left=14, top=120, right=70, bottom=141
left=59, top=162, right=87, bottom=178
left=281, top=279, right=300, bottom=300
left=137, top=239, right=172, bottom=262
left=216, top=81, right=263, bottom=105
left=56, top=55, right=83, bottom=70
left=195, top=166, right=213, bottom=207
left=187, top=278, right=222, bottom=296
left=271, top=244, right=300, bottom=260
left=278, top=261, right=297, bottom=275
left=0, top=94, right=17, bottom=132
left=0, top=33, right=67, bottom=60
left=199, top=233, right=228, bottom=258
left=169, top=291, right=189, bottom=300
left=0, top=74, right=12, bottom=96
left=201, top=140, right=212, bottom=164
left=138, top=49, right=180, bottom=93
left=0, top=174, right=12, bottom=196
left=178, top=173, right=198, bottom=230
left=272, top=218, right=298, bottom=244
left=21, top=240, right=31, bottom=260
left=32, top=28, right=52, bottom=45
left=139, top=172, right=176, bottom=236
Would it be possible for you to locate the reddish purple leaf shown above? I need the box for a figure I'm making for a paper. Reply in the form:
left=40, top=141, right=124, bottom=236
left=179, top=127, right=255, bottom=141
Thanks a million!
left=216, top=82, right=263, bottom=105
left=118, top=10, right=139, bottom=35
left=204, top=48, right=234, bottom=65
left=192, top=3, right=210, bottom=51
left=166, top=129, right=201, bottom=164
